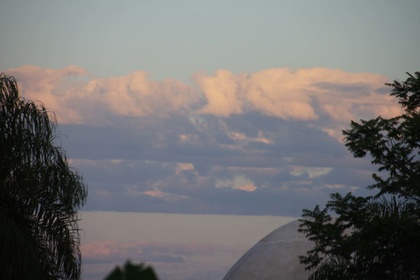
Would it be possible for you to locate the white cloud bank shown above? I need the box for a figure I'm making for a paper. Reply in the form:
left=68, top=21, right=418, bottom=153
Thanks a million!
left=7, top=65, right=400, bottom=128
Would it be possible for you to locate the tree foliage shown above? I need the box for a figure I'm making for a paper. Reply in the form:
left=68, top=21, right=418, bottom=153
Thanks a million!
left=0, top=73, right=87, bottom=279
left=104, top=261, right=159, bottom=280
left=299, top=72, right=420, bottom=279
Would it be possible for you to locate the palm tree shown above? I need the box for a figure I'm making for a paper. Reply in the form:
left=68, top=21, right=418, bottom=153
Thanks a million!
left=0, top=73, right=87, bottom=279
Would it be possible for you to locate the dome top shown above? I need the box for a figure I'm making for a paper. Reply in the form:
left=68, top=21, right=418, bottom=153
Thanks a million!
left=223, top=219, right=312, bottom=280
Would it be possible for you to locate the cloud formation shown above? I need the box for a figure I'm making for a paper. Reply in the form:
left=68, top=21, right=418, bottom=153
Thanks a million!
left=4, top=65, right=402, bottom=216
left=215, top=175, right=257, bottom=192
left=8, top=65, right=399, bottom=125
left=195, top=68, right=399, bottom=123
left=7, top=65, right=199, bottom=124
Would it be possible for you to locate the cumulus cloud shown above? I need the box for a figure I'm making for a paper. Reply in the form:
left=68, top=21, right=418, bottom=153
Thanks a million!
left=7, top=66, right=199, bottom=124
left=244, top=68, right=318, bottom=120
left=193, top=67, right=400, bottom=123
left=4, top=65, right=402, bottom=216
left=195, top=70, right=244, bottom=117
left=6, top=66, right=400, bottom=127
left=5, top=65, right=90, bottom=123
left=84, top=71, right=198, bottom=118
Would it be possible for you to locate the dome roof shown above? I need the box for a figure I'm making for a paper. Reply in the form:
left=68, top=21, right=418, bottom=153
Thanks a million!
left=223, top=219, right=313, bottom=280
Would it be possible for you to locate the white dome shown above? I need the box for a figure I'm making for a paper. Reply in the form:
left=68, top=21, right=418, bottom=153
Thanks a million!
left=223, top=219, right=313, bottom=280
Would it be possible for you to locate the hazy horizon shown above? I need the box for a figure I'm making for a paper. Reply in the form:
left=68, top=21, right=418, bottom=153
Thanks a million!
left=79, top=211, right=296, bottom=280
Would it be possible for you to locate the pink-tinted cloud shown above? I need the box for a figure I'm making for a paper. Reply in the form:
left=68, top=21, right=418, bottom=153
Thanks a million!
left=6, top=65, right=90, bottom=123
left=6, top=66, right=199, bottom=124
left=141, top=189, right=190, bottom=202
left=5, top=65, right=401, bottom=141
left=195, top=70, right=244, bottom=117
left=195, top=68, right=400, bottom=122
left=84, top=71, right=198, bottom=118
left=245, top=68, right=317, bottom=120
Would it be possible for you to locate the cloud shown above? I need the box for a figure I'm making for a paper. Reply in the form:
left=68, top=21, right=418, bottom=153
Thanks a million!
left=5, top=65, right=90, bottom=123
left=216, top=175, right=257, bottom=192
left=3, top=65, right=402, bottom=216
left=81, top=241, right=187, bottom=263
left=83, top=71, right=198, bottom=118
left=7, top=65, right=199, bottom=124
left=244, top=68, right=318, bottom=120
left=141, top=189, right=190, bottom=202
left=195, top=70, right=244, bottom=117
left=175, top=163, right=195, bottom=175
left=194, top=68, right=318, bottom=119
left=6, top=66, right=400, bottom=127
left=193, top=68, right=399, bottom=123
left=289, top=166, right=332, bottom=179
left=227, top=130, right=272, bottom=145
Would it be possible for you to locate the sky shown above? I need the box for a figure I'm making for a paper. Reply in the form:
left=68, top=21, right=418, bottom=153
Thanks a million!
left=1, top=0, right=420, bottom=279
left=78, top=212, right=295, bottom=280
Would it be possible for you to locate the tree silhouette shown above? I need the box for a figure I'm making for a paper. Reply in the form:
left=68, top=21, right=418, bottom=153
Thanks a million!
left=104, top=261, right=159, bottom=280
left=0, top=73, right=87, bottom=279
left=299, top=72, right=420, bottom=279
